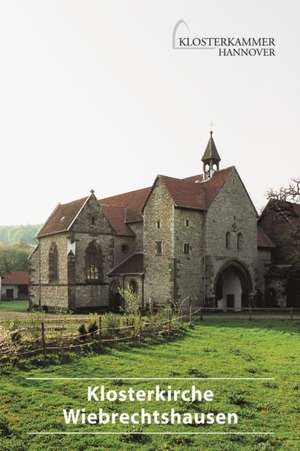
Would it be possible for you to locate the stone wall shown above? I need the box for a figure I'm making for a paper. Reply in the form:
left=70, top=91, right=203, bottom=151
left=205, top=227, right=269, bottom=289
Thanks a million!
left=130, top=222, right=143, bottom=252
left=28, top=246, right=40, bottom=305
left=113, top=236, right=136, bottom=267
left=38, top=234, right=69, bottom=309
left=143, top=179, right=174, bottom=305
left=173, top=208, right=205, bottom=306
left=205, top=168, right=258, bottom=300
left=68, top=195, right=115, bottom=309
left=256, top=248, right=272, bottom=301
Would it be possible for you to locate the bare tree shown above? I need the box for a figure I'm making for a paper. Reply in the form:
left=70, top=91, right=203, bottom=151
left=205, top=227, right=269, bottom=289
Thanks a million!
left=267, top=178, right=300, bottom=202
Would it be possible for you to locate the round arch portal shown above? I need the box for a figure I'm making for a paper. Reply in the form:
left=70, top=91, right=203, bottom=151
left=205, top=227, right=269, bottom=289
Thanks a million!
left=214, top=261, right=253, bottom=311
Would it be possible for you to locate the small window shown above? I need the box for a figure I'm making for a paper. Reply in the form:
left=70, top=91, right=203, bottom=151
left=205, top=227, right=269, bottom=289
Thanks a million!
left=91, top=216, right=96, bottom=225
left=185, top=219, right=189, bottom=227
left=226, top=232, right=231, bottom=249
left=155, top=241, right=162, bottom=256
left=183, top=243, right=190, bottom=255
left=237, top=232, right=243, bottom=250
left=156, top=220, right=161, bottom=229
left=121, top=244, right=129, bottom=253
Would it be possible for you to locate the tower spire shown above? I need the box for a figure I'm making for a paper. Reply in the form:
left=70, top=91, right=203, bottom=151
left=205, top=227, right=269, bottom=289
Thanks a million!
left=202, top=130, right=221, bottom=180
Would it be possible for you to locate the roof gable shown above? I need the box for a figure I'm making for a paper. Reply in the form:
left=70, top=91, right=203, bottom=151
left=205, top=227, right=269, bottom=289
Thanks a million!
left=38, top=197, right=88, bottom=238
left=142, top=167, right=234, bottom=212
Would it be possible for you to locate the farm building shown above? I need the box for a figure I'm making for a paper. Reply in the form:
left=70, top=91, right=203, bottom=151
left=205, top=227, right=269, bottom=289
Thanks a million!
left=0, top=271, right=29, bottom=301
left=29, top=132, right=299, bottom=312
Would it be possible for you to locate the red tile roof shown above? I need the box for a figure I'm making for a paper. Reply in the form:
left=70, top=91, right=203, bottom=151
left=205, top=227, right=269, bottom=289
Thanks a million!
left=257, top=226, right=275, bottom=249
left=37, top=166, right=245, bottom=239
left=143, top=167, right=234, bottom=211
left=100, top=187, right=151, bottom=213
left=101, top=205, right=134, bottom=237
left=1, top=271, right=29, bottom=285
left=38, top=197, right=88, bottom=238
left=108, top=253, right=144, bottom=276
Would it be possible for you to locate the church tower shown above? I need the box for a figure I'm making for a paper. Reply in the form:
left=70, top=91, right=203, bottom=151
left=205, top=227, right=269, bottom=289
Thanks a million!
left=202, top=131, right=221, bottom=180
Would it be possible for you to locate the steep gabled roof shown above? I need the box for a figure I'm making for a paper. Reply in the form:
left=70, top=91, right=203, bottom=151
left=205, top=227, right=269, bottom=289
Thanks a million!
left=1, top=271, right=29, bottom=285
left=100, top=187, right=151, bottom=213
left=257, top=226, right=275, bottom=249
left=142, top=167, right=234, bottom=212
left=38, top=197, right=88, bottom=238
left=259, top=199, right=300, bottom=225
left=108, top=252, right=144, bottom=276
left=101, top=205, right=134, bottom=237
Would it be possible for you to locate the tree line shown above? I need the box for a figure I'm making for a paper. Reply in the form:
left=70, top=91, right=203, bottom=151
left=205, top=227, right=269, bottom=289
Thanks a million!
left=0, top=225, right=40, bottom=273
left=0, top=225, right=40, bottom=246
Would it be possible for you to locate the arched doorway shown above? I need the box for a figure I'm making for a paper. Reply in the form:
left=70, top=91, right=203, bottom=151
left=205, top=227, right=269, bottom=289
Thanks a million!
left=215, top=261, right=253, bottom=311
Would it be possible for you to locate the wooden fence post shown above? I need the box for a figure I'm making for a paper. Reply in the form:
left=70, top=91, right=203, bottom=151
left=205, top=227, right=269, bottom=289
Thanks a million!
left=139, top=308, right=142, bottom=343
left=200, top=306, right=203, bottom=321
left=41, top=321, right=46, bottom=358
left=168, top=308, right=171, bottom=336
left=98, top=315, right=102, bottom=338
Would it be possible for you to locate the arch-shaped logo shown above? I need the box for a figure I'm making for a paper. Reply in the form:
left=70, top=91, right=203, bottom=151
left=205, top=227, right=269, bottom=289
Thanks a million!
left=172, top=19, right=191, bottom=49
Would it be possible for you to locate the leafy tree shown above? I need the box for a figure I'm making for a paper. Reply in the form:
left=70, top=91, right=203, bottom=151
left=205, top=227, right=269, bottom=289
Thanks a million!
left=118, top=287, right=139, bottom=315
left=0, top=225, right=41, bottom=245
left=0, top=242, right=32, bottom=273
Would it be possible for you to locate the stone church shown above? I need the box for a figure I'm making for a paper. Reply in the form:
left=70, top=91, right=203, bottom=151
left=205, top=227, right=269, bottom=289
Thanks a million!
left=29, top=132, right=282, bottom=312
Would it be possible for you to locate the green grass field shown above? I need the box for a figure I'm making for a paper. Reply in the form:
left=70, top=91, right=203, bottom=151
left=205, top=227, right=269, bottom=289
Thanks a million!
left=1, top=320, right=300, bottom=450
left=0, top=300, right=28, bottom=313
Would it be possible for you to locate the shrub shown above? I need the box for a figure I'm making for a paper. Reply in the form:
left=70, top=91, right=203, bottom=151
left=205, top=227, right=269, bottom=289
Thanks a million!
left=0, top=415, right=11, bottom=437
left=78, top=324, right=87, bottom=341
left=88, top=321, right=98, bottom=338
left=104, top=313, right=120, bottom=336
left=118, top=287, right=139, bottom=315
left=10, top=330, right=21, bottom=344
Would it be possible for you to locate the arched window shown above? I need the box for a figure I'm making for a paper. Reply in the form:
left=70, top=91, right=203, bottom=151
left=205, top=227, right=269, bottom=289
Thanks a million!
left=237, top=232, right=243, bottom=250
left=225, top=232, right=231, bottom=249
left=49, top=242, right=59, bottom=283
left=85, top=241, right=103, bottom=282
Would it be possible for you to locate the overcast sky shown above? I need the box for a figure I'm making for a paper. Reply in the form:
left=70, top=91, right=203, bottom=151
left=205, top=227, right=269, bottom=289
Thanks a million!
left=0, top=0, right=299, bottom=224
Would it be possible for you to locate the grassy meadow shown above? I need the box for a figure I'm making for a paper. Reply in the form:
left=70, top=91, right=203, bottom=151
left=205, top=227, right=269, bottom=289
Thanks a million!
left=0, top=300, right=28, bottom=313
left=0, top=319, right=300, bottom=450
